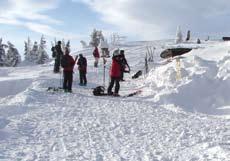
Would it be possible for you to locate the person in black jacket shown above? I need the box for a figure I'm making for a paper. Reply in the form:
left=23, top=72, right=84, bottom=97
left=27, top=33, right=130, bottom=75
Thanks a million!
left=53, top=41, right=64, bottom=73
left=77, top=54, right=87, bottom=86
left=120, top=50, right=130, bottom=81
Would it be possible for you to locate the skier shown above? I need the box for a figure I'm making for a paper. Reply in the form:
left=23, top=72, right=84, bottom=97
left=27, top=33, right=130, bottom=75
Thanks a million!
left=120, top=50, right=130, bottom=81
left=62, top=48, right=77, bottom=92
left=54, top=41, right=64, bottom=73
left=107, top=50, right=122, bottom=96
left=77, top=54, right=87, bottom=86
left=93, top=46, right=100, bottom=67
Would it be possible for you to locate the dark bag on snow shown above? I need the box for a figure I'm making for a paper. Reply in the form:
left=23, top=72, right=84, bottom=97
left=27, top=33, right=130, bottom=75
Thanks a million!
left=93, top=86, right=105, bottom=96
left=132, top=70, right=142, bottom=79
left=61, top=56, right=69, bottom=68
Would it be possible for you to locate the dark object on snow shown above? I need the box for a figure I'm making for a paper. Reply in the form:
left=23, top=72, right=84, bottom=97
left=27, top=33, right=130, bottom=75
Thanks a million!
left=222, top=37, right=230, bottom=41
left=47, top=87, right=63, bottom=92
left=132, top=70, right=142, bottom=79
left=93, top=86, right=106, bottom=96
left=197, top=38, right=201, bottom=44
left=160, top=48, right=192, bottom=59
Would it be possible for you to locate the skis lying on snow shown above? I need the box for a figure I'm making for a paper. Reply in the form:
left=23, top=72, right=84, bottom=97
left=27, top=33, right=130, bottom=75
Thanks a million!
left=47, top=87, right=74, bottom=94
left=93, top=86, right=142, bottom=97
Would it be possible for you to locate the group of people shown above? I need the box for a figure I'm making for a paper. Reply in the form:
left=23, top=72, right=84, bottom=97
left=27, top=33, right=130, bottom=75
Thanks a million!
left=52, top=41, right=87, bottom=93
left=52, top=41, right=130, bottom=96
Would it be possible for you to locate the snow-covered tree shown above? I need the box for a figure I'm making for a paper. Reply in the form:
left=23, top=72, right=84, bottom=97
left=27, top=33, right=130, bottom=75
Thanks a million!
left=175, top=26, right=183, bottom=44
left=24, top=37, right=32, bottom=61
left=0, top=38, right=7, bottom=66
left=37, top=35, right=49, bottom=64
left=110, top=33, right=126, bottom=45
left=5, top=41, right=21, bottom=67
left=66, top=40, right=70, bottom=53
left=90, top=29, right=104, bottom=47
left=80, top=40, right=88, bottom=48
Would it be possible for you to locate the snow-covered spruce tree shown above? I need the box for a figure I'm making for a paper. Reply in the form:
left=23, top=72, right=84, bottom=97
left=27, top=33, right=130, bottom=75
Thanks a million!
left=66, top=40, right=70, bottom=52
left=0, top=38, right=7, bottom=66
left=80, top=40, right=88, bottom=48
left=175, top=26, right=183, bottom=44
left=24, top=37, right=32, bottom=62
left=27, top=41, right=39, bottom=63
left=90, top=29, right=104, bottom=47
left=37, top=35, right=49, bottom=64
left=5, top=41, right=21, bottom=67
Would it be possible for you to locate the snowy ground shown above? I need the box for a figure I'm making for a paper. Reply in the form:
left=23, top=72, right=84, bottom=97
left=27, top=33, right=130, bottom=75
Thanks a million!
left=0, top=40, right=230, bottom=161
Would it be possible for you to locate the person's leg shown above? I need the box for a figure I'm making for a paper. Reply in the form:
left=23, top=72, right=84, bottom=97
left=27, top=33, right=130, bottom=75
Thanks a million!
left=67, top=71, right=73, bottom=92
left=63, top=71, right=68, bottom=90
left=114, top=78, right=120, bottom=95
left=107, top=77, right=115, bottom=95
left=83, top=72, right=87, bottom=85
left=79, top=71, right=83, bottom=84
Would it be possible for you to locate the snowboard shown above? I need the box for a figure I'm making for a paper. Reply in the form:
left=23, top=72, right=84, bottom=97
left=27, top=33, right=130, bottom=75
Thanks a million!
left=160, top=48, right=192, bottom=59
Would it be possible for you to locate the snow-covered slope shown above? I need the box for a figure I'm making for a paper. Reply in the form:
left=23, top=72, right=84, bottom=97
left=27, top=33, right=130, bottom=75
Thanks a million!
left=0, top=40, right=230, bottom=161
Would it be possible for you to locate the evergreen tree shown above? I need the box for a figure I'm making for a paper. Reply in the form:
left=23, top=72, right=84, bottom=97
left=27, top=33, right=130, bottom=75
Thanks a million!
left=24, top=37, right=32, bottom=61
left=66, top=40, right=70, bottom=52
left=90, top=29, right=104, bottom=47
left=5, top=41, right=21, bottom=67
left=175, top=26, right=183, bottom=44
left=37, top=35, right=49, bottom=64
left=0, top=38, right=7, bottom=66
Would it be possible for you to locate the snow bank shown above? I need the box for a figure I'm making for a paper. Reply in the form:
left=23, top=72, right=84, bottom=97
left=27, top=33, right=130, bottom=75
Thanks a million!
left=144, top=44, right=230, bottom=116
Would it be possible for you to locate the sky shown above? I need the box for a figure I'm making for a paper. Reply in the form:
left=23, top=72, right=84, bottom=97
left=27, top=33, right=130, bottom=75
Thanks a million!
left=0, top=0, right=230, bottom=56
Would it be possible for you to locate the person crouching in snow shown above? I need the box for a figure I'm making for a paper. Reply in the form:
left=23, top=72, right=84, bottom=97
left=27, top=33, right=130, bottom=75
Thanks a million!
left=93, top=46, right=100, bottom=67
left=77, top=54, right=87, bottom=86
left=62, top=48, right=77, bottom=92
left=107, top=50, right=122, bottom=96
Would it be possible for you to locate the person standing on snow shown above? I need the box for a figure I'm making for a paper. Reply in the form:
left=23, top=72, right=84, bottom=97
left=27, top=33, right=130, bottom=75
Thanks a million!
left=62, top=48, right=77, bottom=92
left=93, top=46, right=100, bottom=67
left=120, top=50, right=130, bottom=81
left=107, top=50, right=122, bottom=96
left=54, top=41, right=64, bottom=73
left=77, top=54, right=87, bottom=86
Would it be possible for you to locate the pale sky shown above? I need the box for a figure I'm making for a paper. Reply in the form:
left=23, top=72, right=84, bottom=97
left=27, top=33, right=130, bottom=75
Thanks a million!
left=0, top=0, right=230, bottom=54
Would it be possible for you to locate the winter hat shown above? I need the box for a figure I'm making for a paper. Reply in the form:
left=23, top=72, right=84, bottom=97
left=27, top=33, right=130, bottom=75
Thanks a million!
left=113, top=49, right=120, bottom=57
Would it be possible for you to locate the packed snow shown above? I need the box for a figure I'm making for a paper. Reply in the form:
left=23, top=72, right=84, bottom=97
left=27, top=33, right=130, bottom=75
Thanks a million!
left=0, top=40, right=230, bottom=161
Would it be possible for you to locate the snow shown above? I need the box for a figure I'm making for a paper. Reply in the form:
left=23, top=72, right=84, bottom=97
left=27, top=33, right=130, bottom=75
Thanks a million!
left=0, top=40, right=230, bottom=160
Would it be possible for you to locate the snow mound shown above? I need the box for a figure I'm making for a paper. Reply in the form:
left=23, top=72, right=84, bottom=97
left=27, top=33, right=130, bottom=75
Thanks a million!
left=145, top=55, right=230, bottom=116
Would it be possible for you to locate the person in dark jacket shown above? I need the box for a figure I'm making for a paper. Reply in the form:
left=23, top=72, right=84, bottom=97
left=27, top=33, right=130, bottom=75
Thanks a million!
left=62, top=48, right=77, bottom=92
left=120, top=50, right=130, bottom=81
left=77, top=54, right=87, bottom=86
left=53, top=41, right=64, bottom=73
left=107, top=50, right=122, bottom=96
left=93, top=46, right=100, bottom=67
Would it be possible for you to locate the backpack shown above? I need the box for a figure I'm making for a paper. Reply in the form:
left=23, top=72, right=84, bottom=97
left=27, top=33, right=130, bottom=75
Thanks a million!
left=61, top=56, right=69, bottom=68
left=93, top=86, right=105, bottom=96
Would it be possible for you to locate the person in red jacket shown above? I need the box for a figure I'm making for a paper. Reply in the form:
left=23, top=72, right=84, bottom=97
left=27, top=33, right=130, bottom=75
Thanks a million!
left=93, top=46, right=100, bottom=67
left=107, top=50, right=122, bottom=96
left=62, top=48, right=77, bottom=92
